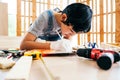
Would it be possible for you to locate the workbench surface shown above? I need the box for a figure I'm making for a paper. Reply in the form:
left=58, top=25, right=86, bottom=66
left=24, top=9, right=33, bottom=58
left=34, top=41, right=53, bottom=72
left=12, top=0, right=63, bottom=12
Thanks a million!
left=0, top=36, right=120, bottom=80
left=1, top=54, right=120, bottom=80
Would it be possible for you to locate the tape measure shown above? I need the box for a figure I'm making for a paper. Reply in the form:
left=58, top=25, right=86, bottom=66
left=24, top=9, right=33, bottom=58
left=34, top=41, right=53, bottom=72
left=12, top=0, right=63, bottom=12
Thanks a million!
left=24, top=50, right=42, bottom=60
left=24, top=50, right=55, bottom=80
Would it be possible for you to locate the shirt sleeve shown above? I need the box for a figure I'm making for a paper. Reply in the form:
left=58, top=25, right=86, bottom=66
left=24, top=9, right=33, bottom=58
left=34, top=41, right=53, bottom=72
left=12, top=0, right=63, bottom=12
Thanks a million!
left=28, top=11, right=48, bottom=37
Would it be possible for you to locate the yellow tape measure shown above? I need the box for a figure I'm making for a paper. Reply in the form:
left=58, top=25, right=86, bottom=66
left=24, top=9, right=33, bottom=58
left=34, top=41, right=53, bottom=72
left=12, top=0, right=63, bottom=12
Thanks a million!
left=24, top=50, right=55, bottom=80
left=24, top=50, right=42, bottom=60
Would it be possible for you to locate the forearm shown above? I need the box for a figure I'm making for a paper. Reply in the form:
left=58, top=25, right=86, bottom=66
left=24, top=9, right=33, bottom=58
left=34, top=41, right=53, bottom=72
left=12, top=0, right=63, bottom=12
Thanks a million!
left=20, top=41, right=51, bottom=50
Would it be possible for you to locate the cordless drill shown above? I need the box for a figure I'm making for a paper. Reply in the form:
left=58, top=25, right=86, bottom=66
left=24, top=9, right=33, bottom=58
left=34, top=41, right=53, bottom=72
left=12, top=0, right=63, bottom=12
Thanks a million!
left=77, top=48, right=120, bottom=70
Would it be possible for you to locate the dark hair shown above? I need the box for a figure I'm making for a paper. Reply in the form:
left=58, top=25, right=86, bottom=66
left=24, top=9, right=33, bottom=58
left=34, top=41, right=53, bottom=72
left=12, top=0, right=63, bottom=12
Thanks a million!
left=62, top=3, right=93, bottom=33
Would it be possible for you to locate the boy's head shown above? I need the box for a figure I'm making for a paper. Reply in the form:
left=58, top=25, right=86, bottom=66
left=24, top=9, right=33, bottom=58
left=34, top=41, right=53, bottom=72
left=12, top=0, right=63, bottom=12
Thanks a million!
left=62, top=3, right=93, bottom=33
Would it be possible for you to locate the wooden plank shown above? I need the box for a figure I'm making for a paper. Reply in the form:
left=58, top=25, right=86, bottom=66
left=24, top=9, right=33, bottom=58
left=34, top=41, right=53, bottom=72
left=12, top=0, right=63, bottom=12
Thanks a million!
left=91, top=0, right=94, bottom=42
left=94, top=0, right=100, bottom=43
left=106, top=0, right=108, bottom=43
left=0, top=2, right=8, bottom=36
left=47, top=0, right=50, bottom=9
left=116, top=0, right=120, bottom=42
left=32, top=0, right=36, bottom=22
left=100, top=0, right=104, bottom=42
left=77, top=34, right=80, bottom=45
left=24, top=0, right=26, bottom=34
left=28, top=0, right=30, bottom=27
left=86, top=0, right=90, bottom=42
left=5, top=56, right=32, bottom=80
left=29, top=59, right=55, bottom=80
left=111, top=0, right=113, bottom=42
left=17, top=0, right=21, bottom=36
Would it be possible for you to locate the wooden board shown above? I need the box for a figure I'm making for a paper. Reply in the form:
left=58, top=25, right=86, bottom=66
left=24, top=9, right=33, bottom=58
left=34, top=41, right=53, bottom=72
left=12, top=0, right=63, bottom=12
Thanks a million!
left=0, top=2, right=8, bottom=35
left=5, top=56, right=32, bottom=80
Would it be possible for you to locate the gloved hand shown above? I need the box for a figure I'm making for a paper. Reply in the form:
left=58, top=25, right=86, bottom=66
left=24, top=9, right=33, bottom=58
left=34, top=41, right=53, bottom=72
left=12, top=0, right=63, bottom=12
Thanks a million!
left=50, top=39, right=73, bottom=53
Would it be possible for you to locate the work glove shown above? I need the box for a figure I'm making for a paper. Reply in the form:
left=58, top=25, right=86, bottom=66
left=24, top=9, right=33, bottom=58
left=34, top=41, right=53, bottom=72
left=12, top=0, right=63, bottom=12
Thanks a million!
left=50, top=39, right=73, bottom=53
left=0, top=58, right=15, bottom=69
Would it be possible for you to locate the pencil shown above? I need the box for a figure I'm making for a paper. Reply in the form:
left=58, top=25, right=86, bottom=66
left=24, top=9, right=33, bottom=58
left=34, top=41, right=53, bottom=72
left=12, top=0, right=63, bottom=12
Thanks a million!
left=56, top=30, right=63, bottom=40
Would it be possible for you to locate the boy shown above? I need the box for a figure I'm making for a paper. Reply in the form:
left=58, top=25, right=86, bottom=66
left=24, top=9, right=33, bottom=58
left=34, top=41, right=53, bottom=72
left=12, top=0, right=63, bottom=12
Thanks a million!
left=20, top=3, right=93, bottom=52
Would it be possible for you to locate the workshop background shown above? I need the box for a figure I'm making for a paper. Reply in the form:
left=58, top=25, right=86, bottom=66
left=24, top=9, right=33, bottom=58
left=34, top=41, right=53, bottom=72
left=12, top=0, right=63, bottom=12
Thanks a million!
left=0, top=0, right=120, bottom=47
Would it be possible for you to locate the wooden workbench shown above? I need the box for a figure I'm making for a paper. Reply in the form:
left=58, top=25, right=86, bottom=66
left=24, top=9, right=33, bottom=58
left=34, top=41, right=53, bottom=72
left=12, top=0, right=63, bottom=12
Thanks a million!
left=0, top=36, right=120, bottom=80
left=0, top=54, right=120, bottom=80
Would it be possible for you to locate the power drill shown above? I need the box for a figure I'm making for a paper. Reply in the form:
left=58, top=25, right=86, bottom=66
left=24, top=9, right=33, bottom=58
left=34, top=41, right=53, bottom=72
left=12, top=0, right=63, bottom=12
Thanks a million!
left=77, top=48, right=120, bottom=70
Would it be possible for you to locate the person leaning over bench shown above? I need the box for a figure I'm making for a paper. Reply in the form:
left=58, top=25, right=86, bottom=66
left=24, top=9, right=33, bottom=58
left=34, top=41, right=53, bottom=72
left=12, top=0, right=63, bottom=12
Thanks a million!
left=20, top=3, right=93, bottom=52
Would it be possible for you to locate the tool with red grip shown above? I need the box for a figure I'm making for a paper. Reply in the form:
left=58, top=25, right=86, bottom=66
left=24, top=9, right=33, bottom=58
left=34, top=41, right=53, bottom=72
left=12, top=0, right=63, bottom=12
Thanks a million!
left=77, top=48, right=120, bottom=70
